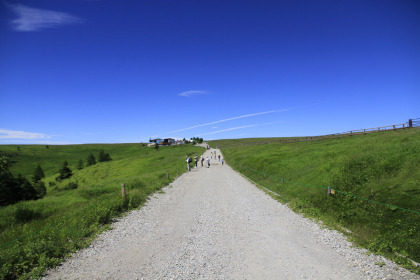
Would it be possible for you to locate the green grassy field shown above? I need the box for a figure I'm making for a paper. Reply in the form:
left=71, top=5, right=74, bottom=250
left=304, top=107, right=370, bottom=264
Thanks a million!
left=0, top=143, right=204, bottom=279
left=210, top=128, right=420, bottom=273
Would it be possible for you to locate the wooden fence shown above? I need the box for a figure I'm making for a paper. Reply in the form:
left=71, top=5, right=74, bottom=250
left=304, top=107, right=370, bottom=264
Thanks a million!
left=217, top=118, right=419, bottom=148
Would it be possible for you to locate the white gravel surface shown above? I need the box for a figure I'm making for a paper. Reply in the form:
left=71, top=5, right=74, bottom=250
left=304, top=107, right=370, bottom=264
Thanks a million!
left=43, top=148, right=419, bottom=280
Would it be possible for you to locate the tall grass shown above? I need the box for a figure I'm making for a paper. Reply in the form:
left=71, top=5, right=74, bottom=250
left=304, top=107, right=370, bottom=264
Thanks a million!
left=0, top=143, right=204, bottom=279
left=211, top=128, right=420, bottom=273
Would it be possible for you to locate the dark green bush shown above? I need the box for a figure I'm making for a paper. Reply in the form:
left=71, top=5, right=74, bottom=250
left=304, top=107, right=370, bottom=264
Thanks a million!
left=64, top=182, right=78, bottom=190
left=14, top=204, right=42, bottom=223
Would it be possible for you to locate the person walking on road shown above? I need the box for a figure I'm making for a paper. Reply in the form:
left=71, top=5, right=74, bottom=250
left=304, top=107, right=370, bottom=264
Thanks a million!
left=218, top=154, right=221, bottom=161
left=194, top=154, right=198, bottom=168
left=221, top=158, right=224, bottom=166
left=186, top=156, right=191, bottom=171
left=206, top=156, right=210, bottom=168
left=200, top=155, right=204, bottom=166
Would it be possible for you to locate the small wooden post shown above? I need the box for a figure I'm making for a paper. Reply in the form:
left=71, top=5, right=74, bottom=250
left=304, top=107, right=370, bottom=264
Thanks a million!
left=121, top=183, right=126, bottom=200
left=167, top=172, right=169, bottom=180
left=177, top=168, right=179, bottom=176
left=409, top=119, right=413, bottom=128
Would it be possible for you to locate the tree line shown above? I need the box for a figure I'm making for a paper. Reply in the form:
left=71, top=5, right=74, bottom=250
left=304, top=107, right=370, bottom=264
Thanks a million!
left=189, top=137, right=204, bottom=144
left=0, top=155, right=46, bottom=207
left=0, top=150, right=112, bottom=207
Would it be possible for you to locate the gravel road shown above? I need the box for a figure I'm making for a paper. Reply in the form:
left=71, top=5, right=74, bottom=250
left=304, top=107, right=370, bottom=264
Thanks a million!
left=44, top=148, right=419, bottom=280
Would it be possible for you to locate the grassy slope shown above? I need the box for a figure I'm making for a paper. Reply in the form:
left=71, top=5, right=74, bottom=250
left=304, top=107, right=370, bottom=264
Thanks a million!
left=210, top=128, right=420, bottom=273
left=2, top=143, right=149, bottom=178
left=0, top=143, right=204, bottom=279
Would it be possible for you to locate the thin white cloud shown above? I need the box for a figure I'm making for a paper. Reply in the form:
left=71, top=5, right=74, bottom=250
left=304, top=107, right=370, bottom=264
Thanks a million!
left=7, top=3, right=83, bottom=32
left=198, top=120, right=284, bottom=137
left=198, top=125, right=257, bottom=136
left=167, top=109, right=291, bottom=134
left=178, top=90, right=208, bottom=97
left=0, top=129, right=52, bottom=139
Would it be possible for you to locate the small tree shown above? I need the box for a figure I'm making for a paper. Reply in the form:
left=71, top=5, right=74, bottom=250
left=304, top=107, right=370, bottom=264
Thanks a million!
left=33, top=181, right=46, bottom=199
left=0, top=156, right=19, bottom=206
left=0, top=155, right=13, bottom=170
left=0, top=156, right=42, bottom=205
left=77, top=159, right=84, bottom=170
left=98, top=149, right=106, bottom=162
left=98, top=150, right=112, bottom=162
left=86, top=153, right=96, bottom=166
left=32, top=164, right=45, bottom=183
left=31, top=165, right=46, bottom=198
left=17, top=175, right=37, bottom=200
left=57, top=160, right=72, bottom=181
left=104, top=153, right=111, bottom=161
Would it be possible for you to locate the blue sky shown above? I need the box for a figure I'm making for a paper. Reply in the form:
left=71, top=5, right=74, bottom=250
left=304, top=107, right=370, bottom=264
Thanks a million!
left=1, top=0, right=419, bottom=144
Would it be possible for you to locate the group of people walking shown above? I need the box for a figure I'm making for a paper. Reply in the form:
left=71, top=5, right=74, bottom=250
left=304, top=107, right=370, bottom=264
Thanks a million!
left=185, top=150, right=224, bottom=171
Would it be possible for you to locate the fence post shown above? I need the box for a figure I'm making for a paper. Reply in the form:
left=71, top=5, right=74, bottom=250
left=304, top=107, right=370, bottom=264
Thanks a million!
left=121, top=183, right=126, bottom=200
left=409, top=119, right=413, bottom=128
left=167, top=172, right=169, bottom=180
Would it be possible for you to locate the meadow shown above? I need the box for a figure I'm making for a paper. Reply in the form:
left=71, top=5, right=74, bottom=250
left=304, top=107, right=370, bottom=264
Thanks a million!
left=0, top=143, right=204, bottom=279
left=210, top=128, right=420, bottom=273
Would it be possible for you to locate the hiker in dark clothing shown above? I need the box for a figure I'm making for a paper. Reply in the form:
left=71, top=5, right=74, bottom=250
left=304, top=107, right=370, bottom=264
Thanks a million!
left=186, top=156, right=191, bottom=171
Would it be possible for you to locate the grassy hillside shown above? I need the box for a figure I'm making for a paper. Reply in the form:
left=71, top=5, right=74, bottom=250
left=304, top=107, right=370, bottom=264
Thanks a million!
left=1, top=143, right=150, bottom=178
left=210, top=128, right=420, bottom=273
left=0, top=143, right=204, bottom=279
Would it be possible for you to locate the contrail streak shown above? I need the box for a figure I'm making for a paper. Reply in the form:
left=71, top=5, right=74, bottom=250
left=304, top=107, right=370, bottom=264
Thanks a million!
left=198, top=125, right=257, bottom=136
left=197, top=121, right=284, bottom=137
left=167, top=108, right=291, bottom=134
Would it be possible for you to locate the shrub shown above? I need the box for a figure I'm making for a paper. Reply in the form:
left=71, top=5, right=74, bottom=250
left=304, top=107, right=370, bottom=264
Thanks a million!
left=57, top=161, right=72, bottom=181
left=32, top=165, right=45, bottom=183
left=87, top=153, right=96, bottom=166
left=98, top=150, right=112, bottom=162
left=129, top=190, right=146, bottom=208
left=77, top=159, right=84, bottom=170
left=14, top=204, right=42, bottom=223
left=33, top=181, right=46, bottom=198
left=64, top=182, right=78, bottom=190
